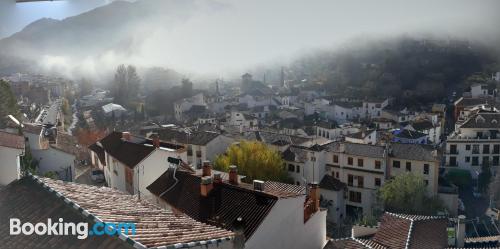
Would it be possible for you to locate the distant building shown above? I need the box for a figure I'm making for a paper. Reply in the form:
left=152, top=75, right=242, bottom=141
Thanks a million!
left=101, top=103, right=126, bottom=118
left=445, top=113, right=500, bottom=175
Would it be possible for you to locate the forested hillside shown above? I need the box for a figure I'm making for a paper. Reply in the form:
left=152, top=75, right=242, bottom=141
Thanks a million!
left=287, top=37, right=499, bottom=105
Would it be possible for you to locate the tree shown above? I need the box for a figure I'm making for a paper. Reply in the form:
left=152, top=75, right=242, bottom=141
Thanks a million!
left=214, top=141, right=289, bottom=183
left=111, top=64, right=141, bottom=107
left=79, top=78, right=93, bottom=97
left=378, top=173, right=445, bottom=215
left=0, top=79, right=20, bottom=128
left=478, top=163, right=492, bottom=194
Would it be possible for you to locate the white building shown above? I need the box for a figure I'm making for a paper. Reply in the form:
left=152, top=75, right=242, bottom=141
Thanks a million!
left=101, top=103, right=126, bottom=118
left=0, top=131, right=25, bottom=185
left=226, top=111, right=258, bottom=131
left=99, top=131, right=187, bottom=199
left=144, top=129, right=234, bottom=168
left=445, top=113, right=500, bottom=176
left=147, top=165, right=327, bottom=249
left=174, top=93, right=207, bottom=121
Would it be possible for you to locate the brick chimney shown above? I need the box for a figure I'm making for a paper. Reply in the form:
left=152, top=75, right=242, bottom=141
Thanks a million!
left=150, top=133, right=160, bottom=148
left=200, top=176, right=213, bottom=197
left=202, top=160, right=212, bottom=177
left=213, top=173, right=222, bottom=183
left=229, top=165, right=238, bottom=185
left=122, top=132, right=131, bottom=141
left=309, top=182, right=320, bottom=212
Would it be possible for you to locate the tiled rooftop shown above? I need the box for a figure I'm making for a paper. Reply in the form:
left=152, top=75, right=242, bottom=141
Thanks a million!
left=0, top=130, right=25, bottom=149
left=326, top=212, right=447, bottom=249
left=11, top=175, right=235, bottom=248
left=147, top=169, right=305, bottom=241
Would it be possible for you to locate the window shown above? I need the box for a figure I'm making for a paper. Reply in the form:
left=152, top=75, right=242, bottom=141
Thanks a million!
left=348, top=174, right=354, bottom=186
left=423, top=164, right=429, bottom=175
left=406, top=162, right=412, bottom=172
left=450, top=144, right=458, bottom=154
left=335, top=172, right=339, bottom=178
left=393, top=160, right=400, bottom=168
left=494, top=145, right=500, bottom=154
left=358, top=159, right=364, bottom=167
left=375, top=178, right=381, bottom=187
left=288, top=164, right=295, bottom=172
left=465, top=157, right=470, bottom=163
left=466, top=144, right=471, bottom=150
left=472, top=157, right=479, bottom=166
left=424, top=180, right=429, bottom=186
left=187, top=145, right=193, bottom=156
left=311, top=156, right=316, bottom=162
left=472, top=145, right=480, bottom=154
left=296, top=165, right=300, bottom=173
left=349, top=191, right=362, bottom=203
left=375, top=160, right=381, bottom=169
left=357, top=176, right=364, bottom=188
left=493, top=156, right=499, bottom=166
left=483, top=145, right=490, bottom=154
left=449, top=157, right=457, bottom=166
left=348, top=157, right=353, bottom=165
left=333, top=155, right=339, bottom=163
left=483, top=157, right=489, bottom=166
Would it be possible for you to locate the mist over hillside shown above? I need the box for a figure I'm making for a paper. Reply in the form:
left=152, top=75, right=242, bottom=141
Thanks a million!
left=0, top=0, right=499, bottom=83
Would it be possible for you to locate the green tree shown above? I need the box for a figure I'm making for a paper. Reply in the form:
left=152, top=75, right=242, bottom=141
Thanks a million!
left=478, top=163, right=492, bottom=194
left=378, top=173, right=445, bottom=215
left=0, top=79, right=20, bottom=128
left=214, top=141, right=289, bottom=183
left=21, top=148, right=38, bottom=175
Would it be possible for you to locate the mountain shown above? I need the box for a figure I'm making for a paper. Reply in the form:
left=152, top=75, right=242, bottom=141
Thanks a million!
left=280, top=37, right=499, bottom=106
left=0, top=0, right=213, bottom=76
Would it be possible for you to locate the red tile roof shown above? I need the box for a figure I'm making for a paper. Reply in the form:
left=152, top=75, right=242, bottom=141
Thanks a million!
left=327, top=212, right=447, bottom=249
left=0, top=131, right=24, bottom=149
left=0, top=177, right=130, bottom=249
left=34, top=175, right=234, bottom=248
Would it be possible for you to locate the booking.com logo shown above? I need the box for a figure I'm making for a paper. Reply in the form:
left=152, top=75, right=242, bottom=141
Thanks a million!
left=10, top=218, right=136, bottom=239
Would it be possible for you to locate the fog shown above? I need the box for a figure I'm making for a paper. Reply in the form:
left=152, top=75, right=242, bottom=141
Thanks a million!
left=1, top=0, right=500, bottom=80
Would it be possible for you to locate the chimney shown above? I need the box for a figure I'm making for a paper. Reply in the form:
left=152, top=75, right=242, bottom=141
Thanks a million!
left=232, top=217, right=245, bottom=249
left=150, top=133, right=160, bottom=148
left=456, top=215, right=466, bottom=247
left=213, top=173, right=222, bottom=183
left=200, top=176, right=213, bottom=197
left=122, top=132, right=131, bottom=141
left=229, top=165, right=238, bottom=185
left=253, top=180, right=265, bottom=191
left=202, top=160, right=212, bottom=177
left=309, top=182, right=320, bottom=212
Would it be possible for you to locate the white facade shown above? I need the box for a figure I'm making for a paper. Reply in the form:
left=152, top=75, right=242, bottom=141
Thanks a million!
left=0, top=146, right=23, bottom=185
left=105, top=147, right=187, bottom=197
left=470, top=84, right=489, bottom=98
left=32, top=146, right=76, bottom=181
left=226, top=111, right=258, bottom=131
left=245, top=196, right=327, bottom=249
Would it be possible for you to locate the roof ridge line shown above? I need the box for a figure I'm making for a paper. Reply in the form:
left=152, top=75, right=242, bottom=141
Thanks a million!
left=29, top=174, right=148, bottom=249
left=30, top=174, right=234, bottom=249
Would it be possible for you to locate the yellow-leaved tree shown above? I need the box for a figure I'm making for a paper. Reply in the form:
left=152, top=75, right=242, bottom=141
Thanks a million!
left=214, top=140, right=289, bottom=183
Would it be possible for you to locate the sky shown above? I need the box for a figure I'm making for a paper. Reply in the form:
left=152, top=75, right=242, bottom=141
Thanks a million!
left=0, top=0, right=116, bottom=38
left=1, top=0, right=500, bottom=77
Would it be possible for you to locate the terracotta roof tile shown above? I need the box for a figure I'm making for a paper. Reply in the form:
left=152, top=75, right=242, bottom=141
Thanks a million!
left=35, top=176, right=234, bottom=248
left=0, top=131, right=24, bottom=149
